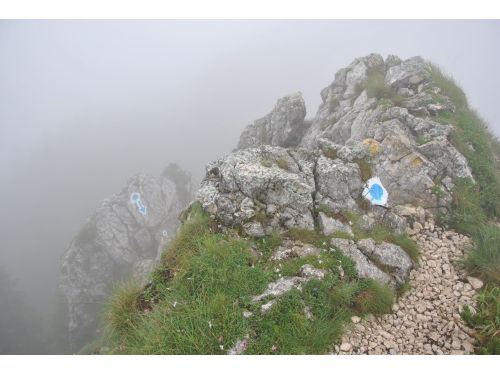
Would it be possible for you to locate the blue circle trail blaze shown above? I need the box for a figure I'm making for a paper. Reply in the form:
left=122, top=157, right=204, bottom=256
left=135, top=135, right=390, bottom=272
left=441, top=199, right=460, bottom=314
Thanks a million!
left=369, top=183, right=384, bottom=201
left=130, top=192, right=147, bottom=215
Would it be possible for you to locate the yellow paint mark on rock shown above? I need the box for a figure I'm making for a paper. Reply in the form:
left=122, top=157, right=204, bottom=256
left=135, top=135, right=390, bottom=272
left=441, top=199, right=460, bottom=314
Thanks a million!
left=411, top=157, right=423, bottom=168
left=362, top=138, right=381, bottom=156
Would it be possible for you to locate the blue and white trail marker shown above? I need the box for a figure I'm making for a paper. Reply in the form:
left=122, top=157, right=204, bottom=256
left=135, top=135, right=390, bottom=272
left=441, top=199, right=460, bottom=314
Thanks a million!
left=130, top=192, right=148, bottom=216
left=362, top=177, right=388, bottom=206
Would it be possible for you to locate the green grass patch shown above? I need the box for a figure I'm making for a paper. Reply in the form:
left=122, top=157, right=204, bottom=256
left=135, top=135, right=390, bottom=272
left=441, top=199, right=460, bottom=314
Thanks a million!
left=252, top=232, right=283, bottom=262
left=461, top=285, right=500, bottom=354
left=105, top=282, right=143, bottom=341
left=430, top=65, right=500, bottom=218
left=430, top=64, right=500, bottom=354
left=286, top=228, right=330, bottom=248
left=354, top=279, right=394, bottom=315
left=431, top=184, right=446, bottom=198
left=463, top=225, right=500, bottom=284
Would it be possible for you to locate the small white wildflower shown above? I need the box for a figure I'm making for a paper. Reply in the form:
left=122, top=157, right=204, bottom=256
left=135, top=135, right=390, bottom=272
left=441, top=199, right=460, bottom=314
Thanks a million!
left=275, top=268, right=280, bottom=273
left=219, top=345, right=224, bottom=350
left=318, top=259, right=323, bottom=264
left=208, top=321, right=212, bottom=329
left=172, top=301, right=178, bottom=308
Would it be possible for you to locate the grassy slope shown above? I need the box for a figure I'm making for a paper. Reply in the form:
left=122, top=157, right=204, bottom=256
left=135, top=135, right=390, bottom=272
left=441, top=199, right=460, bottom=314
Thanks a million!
left=101, top=206, right=397, bottom=354
left=429, top=65, right=500, bottom=354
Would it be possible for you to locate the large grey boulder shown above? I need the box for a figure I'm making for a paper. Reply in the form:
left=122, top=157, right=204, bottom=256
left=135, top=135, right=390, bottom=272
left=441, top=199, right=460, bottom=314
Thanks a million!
left=331, top=238, right=413, bottom=287
left=196, top=146, right=316, bottom=236
left=237, top=92, right=309, bottom=149
left=60, top=165, right=193, bottom=349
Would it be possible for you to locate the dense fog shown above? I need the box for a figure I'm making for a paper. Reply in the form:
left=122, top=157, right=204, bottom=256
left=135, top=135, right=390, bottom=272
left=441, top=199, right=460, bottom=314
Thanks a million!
left=0, top=19, right=499, bottom=353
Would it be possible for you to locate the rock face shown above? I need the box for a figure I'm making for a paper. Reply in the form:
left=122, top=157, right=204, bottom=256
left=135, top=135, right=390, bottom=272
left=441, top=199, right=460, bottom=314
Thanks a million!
left=235, top=54, right=472, bottom=211
left=60, top=164, right=193, bottom=349
left=237, top=92, right=309, bottom=149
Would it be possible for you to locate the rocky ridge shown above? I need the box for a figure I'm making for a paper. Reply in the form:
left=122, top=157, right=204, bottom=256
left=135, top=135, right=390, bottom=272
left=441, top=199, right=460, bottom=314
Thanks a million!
left=195, top=53, right=474, bottom=293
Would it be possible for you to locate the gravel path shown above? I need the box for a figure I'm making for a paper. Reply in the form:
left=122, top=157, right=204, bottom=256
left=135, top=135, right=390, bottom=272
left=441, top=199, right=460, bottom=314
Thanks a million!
left=334, top=221, right=482, bottom=355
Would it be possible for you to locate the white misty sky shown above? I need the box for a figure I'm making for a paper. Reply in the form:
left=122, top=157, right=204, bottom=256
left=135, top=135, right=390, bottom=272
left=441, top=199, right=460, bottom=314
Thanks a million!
left=0, top=20, right=498, bottom=312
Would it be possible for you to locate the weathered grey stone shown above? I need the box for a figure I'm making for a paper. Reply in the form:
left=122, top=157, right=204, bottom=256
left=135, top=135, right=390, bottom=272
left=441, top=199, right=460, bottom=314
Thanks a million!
left=252, top=277, right=304, bottom=302
left=298, top=264, right=326, bottom=280
left=331, top=238, right=393, bottom=286
left=318, top=212, right=353, bottom=236
left=466, top=276, right=484, bottom=290
left=357, top=239, right=414, bottom=285
left=197, top=146, right=316, bottom=235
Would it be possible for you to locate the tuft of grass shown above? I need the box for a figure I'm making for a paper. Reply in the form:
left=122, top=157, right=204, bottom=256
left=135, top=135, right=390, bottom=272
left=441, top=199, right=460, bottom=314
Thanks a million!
left=354, top=158, right=373, bottom=182
left=396, top=281, right=411, bottom=297
left=159, top=202, right=212, bottom=274
left=105, top=282, right=142, bottom=340
left=354, top=279, right=394, bottom=315
left=360, top=66, right=404, bottom=105
left=441, top=179, right=486, bottom=235
left=461, top=286, right=500, bottom=354
left=463, top=225, right=500, bottom=284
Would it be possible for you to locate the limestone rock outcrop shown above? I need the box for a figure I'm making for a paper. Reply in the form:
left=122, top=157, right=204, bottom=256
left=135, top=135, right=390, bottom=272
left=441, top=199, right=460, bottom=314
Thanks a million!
left=60, top=164, right=192, bottom=349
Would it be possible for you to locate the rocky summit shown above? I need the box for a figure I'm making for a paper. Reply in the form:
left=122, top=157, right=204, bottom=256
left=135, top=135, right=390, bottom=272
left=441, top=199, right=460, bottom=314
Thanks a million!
left=60, top=165, right=193, bottom=348
left=196, top=53, right=473, bottom=291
